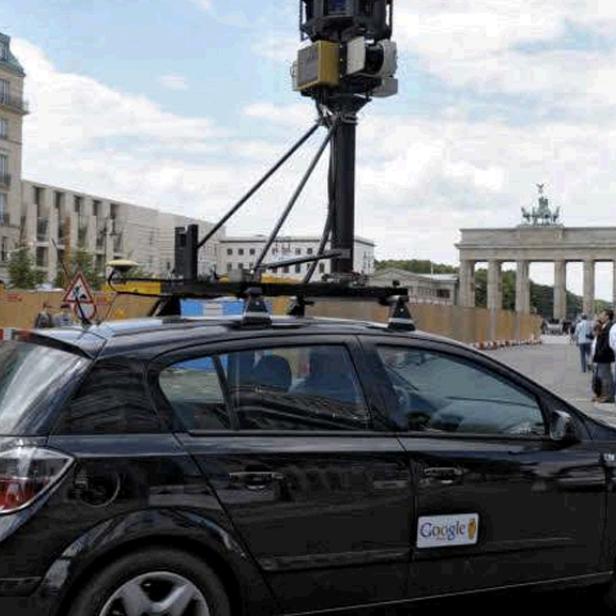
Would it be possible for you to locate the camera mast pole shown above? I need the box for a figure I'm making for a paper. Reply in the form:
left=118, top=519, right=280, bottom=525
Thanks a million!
left=296, top=0, right=397, bottom=279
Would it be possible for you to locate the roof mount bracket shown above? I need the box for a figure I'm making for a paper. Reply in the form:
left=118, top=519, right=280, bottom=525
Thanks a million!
left=287, top=296, right=315, bottom=318
left=242, top=287, right=272, bottom=327
left=387, top=295, right=416, bottom=332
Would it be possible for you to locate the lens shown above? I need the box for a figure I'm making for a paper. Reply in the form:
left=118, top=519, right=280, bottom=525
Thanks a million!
left=327, top=0, right=348, bottom=15
left=0, top=447, right=73, bottom=514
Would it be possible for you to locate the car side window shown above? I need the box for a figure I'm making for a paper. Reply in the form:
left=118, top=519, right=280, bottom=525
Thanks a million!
left=55, top=359, right=165, bottom=434
left=376, top=346, right=545, bottom=436
left=159, top=357, right=231, bottom=431
left=227, top=345, right=369, bottom=431
left=158, top=344, right=370, bottom=432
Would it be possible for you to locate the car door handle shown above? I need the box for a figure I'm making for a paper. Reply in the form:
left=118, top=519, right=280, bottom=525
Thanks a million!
left=423, top=467, right=464, bottom=484
left=228, top=471, right=285, bottom=491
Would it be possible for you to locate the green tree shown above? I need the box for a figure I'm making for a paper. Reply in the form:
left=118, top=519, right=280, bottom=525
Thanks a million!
left=8, top=246, right=44, bottom=289
left=55, top=248, right=103, bottom=290
left=375, top=259, right=458, bottom=275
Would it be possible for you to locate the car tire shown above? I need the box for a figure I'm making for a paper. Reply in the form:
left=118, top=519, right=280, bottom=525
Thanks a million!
left=67, top=546, right=232, bottom=616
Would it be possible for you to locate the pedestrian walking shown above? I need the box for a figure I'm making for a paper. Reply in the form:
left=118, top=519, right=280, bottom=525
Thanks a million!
left=575, top=314, right=594, bottom=373
left=53, top=302, right=74, bottom=327
left=33, top=302, right=54, bottom=329
left=593, top=309, right=615, bottom=403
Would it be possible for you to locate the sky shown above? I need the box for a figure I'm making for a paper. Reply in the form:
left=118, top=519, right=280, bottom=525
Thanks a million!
left=4, top=0, right=616, bottom=299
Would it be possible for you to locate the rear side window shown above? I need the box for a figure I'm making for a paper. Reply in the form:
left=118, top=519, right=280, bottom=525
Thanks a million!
left=0, top=341, right=87, bottom=435
left=55, top=358, right=165, bottom=434
left=376, top=346, right=545, bottom=436
left=159, top=345, right=369, bottom=431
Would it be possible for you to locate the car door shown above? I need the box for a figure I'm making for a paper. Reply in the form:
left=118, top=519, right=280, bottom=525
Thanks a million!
left=150, top=334, right=412, bottom=613
left=361, top=335, right=607, bottom=598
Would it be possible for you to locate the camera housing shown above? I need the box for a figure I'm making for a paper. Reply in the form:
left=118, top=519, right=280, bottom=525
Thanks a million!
left=300, top=0, right=393, bottom=43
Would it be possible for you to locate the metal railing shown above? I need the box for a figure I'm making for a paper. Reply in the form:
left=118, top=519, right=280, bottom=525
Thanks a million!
left=0, top=93, right=29, bottom=114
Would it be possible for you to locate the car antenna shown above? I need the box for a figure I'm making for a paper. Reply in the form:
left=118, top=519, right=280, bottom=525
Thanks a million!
left=51, top=239, right=91, bottom=327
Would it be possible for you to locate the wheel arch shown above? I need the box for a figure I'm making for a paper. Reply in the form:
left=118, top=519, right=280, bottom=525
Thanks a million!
left=53, top=534, right=245, bottom=616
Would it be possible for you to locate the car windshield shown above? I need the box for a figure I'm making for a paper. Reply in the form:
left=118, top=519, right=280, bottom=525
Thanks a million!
left=0, top=341, right=89, bottom=435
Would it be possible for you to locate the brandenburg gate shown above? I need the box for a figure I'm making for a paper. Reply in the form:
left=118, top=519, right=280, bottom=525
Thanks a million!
left=456, top=186, right=616, bottom=319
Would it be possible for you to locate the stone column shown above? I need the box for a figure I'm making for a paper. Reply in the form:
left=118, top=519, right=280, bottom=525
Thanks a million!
left=515, top=260, right=530, bottom=313
left=487, top=260, right=502, bottom=310
left=458, top=260, right=476, bottom=307
left=553, top=260, right=567, bottom=321
left=583, top=260, right=595, bottom=316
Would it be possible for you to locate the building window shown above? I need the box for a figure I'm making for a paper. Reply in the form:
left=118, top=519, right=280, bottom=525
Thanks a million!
left=437, top=289, right=450, bottom=299
left=238, top=263, right=244, bottom=270
left=319, top=263, right=325, bottom=274
left=0, top=79, right=8, bottom=103
left=0, top=118, right=7, bottom=139
left=238, top=248, right=244, bottom=256
left=295, top=264, right=301, bottom=273
left=0, top=193, right=6, bottom=224
left=0, top=237, right=7, bottom=262
left=74, top=196, right=83, bottom=215
left=249, top=248, right=255, bottom=255
left=0, top=42, right=7, bottom=61
left=0, top=154, right=7, bottom=177
left=249, top=262, right=254, bottom=268
left=283, top=266, right=290, bottom=273
left=93, top=200, right=101, bottom=217
left=227, top=248, right=233, bottom=256
left=227, top=263, right=233, bottom=273
left=307, top=248, right=314, bottom=255
left=295, top=248, right=301, bottom=255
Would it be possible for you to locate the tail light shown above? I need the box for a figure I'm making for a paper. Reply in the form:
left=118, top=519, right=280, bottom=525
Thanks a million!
left=0, top=447, right=73, bottom=514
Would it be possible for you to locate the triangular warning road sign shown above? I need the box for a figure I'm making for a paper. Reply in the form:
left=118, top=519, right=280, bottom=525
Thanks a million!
left=63, top=272, right=97, bottom=320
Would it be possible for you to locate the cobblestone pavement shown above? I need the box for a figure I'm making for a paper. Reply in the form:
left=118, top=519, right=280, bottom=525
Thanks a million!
left=380, top=335, right=615, bottom=614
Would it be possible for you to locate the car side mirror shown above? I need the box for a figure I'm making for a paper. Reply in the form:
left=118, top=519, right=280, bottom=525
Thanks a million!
left=549, top=410, right=579, bottom=444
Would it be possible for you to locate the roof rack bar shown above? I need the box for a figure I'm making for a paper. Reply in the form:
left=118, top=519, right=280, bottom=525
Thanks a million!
left=158, top=279, right=408, bottom=302
left=197, top=120, right=322, bottom=250
left=253, top=119, right=339, bottom=272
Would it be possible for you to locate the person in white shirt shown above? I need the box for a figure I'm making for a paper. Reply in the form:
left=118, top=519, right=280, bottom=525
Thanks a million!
left=576, top=314, right=594, bottom=373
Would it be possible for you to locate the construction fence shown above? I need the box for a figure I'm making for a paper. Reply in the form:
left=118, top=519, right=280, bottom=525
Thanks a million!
left=0, top=290, right=541, bottom=346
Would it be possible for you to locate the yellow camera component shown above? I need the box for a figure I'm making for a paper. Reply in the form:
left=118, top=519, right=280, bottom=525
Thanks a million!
left=296, top=41, right=340, bottom=91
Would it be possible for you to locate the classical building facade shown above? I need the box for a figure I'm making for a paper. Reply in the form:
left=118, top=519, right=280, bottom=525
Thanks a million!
left=20, top=180, right=219, bottom=282
left=457, top=188, right=614, bottom=319
left=0, top=33, right=27, bottom=271
left=369, top=267, right=458, bottom=305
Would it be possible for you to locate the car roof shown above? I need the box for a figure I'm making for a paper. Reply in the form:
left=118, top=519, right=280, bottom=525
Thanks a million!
left=23, top=316, right=470, bottom=360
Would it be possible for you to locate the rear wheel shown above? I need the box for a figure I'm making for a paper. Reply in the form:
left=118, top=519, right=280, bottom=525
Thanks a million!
left=67, top=547, right=232, bottom=616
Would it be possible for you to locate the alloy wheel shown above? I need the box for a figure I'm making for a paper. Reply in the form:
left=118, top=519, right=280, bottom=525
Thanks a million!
left=99, top=571, right=211, bottom=616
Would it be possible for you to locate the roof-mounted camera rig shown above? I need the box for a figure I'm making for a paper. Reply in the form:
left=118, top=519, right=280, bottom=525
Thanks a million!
left=113, top=0, right=410, bottom=330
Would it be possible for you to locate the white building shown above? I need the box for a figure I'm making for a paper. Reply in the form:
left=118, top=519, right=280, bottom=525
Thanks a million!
left=218, top=235, right=375, bottom=280
left=369, top=267, right=459, bottom=305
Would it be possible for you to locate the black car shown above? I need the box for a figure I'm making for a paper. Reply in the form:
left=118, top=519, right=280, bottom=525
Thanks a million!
left=1, top=315, right=616, bottom=616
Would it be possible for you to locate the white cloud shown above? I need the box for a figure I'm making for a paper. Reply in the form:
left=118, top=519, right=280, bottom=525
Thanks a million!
left=158, top=74, right=189, bottom=91
left=191, top=0, right=212, bottom=12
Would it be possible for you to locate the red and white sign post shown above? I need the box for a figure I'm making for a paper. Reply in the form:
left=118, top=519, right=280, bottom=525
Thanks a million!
left=63, top=272, right=97, bottom=321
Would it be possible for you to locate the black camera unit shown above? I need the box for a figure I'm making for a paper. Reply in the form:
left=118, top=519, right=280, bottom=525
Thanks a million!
left=300, top=0, right=393, bottom=42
